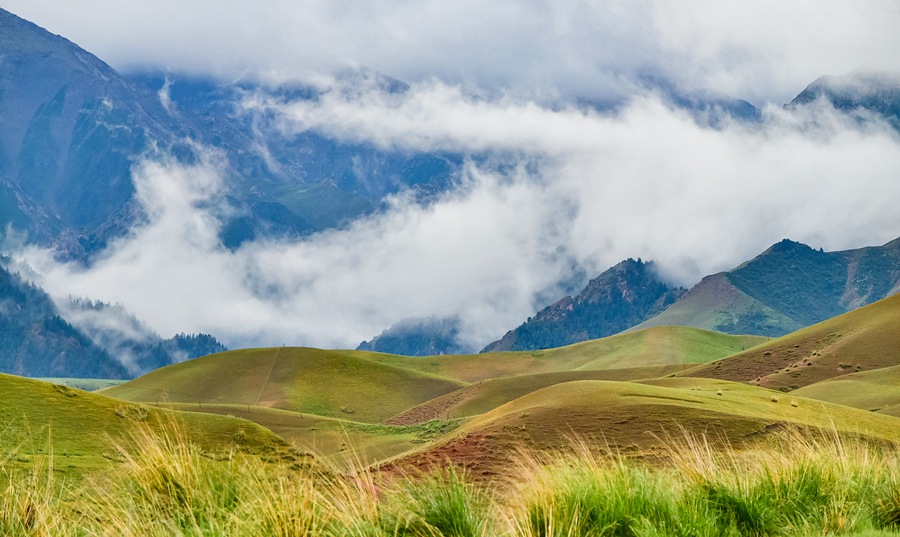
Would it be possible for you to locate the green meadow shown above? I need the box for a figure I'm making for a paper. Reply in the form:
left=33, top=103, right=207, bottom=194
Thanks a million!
left=3, top=295, right=900, bottom=535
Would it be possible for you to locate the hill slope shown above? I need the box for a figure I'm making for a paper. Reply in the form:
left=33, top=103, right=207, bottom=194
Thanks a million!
left=681, top=293, right=900, bottom=391
left=636, top=237, right=900, bottom=337
left=386, top=378, right=900, bottom=475
left=364, top=325, right=764, bottom=383
left=793, top=365, right=900, bottom=417
left=0, top=373, right=293, bottom=475
left=103, top=347, right=467, bottom=423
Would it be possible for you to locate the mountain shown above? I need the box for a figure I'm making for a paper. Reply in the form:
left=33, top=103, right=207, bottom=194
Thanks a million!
left=61, top=298, right=227, bottom=376
left=0, top=261, right=126, bottom=378
left=0, top=6, right=465, bottom=259
left=0, top=258, right=226, bottom=378
left=787, top=71, right=900, bottom=130
left=0, top=8, right=176, bottom=256
left=481, top=259, right=684, bottom=352
left=356, top=316, right=470, bottom=356
left=635, top=237, right=900, bottom=336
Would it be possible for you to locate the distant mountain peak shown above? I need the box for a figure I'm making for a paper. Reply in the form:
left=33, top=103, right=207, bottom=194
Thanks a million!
left=481, top=258, right=683, bottom=353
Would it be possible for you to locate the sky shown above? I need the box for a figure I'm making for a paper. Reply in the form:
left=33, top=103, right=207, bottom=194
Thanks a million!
left=4, top=1, right=900, bottom=352
left=3, top=1, right=900, bottom=105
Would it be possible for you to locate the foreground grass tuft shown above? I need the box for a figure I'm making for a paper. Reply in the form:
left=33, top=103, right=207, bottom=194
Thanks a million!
left=4, top=423, right=900, bottom=536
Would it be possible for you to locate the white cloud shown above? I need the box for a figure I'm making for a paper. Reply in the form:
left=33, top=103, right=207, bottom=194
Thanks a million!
left=17, top=84, right=900, bottom=351
left=2, top=1, right=899, bottom=104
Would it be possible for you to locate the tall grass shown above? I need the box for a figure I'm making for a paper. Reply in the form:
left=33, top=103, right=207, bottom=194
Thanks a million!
left=3, top=422, right=900, bottom=536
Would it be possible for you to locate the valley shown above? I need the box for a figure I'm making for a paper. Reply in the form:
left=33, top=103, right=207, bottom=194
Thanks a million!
left=1, top=3, right=900, bottom=535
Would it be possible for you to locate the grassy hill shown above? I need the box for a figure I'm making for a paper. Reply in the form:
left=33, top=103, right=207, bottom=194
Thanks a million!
left=793, top=364, right=900, bottom=417
left=387, top=367, right=685, bottom=425
left=0, top=373, right=294, bottom=476
left=386, top=378, right=900, bottom=476
left=631, top=272, right=803, bottom=336
left=147, top=402, right=459, bottom=468
left=636, top=237, right=900, bottom=338
left=681, top=293, right=900, bottom=391
left=363, top=325, right=765, bottom=383
left=103, top=347, right=467, bottom=423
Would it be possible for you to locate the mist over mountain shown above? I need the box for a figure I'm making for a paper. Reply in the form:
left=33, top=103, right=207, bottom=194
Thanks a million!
left=787, top=72, right=900, bottom=131
left=356, top=316, right=469, bottom=356
left=0, top=261, right=125, bottom=377
left=0, top=256, right=227, bottom=378
left=2, top=5, right=900, bottom=355
left=0, top=7, right=465, bottom=260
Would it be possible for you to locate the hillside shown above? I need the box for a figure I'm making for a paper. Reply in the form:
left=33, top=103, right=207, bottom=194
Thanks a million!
left=0, top=373, right=295, bottom=475
left=365, top=325, right=764, bottom=383
left=793, top=365, right=900, bottom=417
left=385, top=378, right=900, bottom=475
left=103, top=347, right=467, bottom=423
left=636, top=237, right=900, bottom=337
left=681, top=293, right=900, bottom=391
left=482, top=259, right=684, bottom=352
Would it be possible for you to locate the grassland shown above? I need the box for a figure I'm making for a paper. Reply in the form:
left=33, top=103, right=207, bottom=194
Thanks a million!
left=4, top=422, right=900, bottom=536
left=0, top=373, right=298, bottom=477
left=682, top=293, right=900, bottom=391
left=104, top=346, right=467, bottom=422
left=5, top=296, right=900, bottom=534
left=360, top=325, right=766, bottom=383
left=793, top=364, right=900, bottom=417
left=385, top=378, right=900, bottom=477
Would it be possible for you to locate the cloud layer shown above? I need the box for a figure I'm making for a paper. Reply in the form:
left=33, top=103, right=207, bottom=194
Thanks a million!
left=3, top=1, right=900, bottom=104
left=19, top=86, right=900, bottom=350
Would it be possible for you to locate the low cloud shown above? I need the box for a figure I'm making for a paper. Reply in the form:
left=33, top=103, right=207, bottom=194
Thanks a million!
left=17, top=84, right=900, bottom=351
left=3, top=1, right=900, bottom=104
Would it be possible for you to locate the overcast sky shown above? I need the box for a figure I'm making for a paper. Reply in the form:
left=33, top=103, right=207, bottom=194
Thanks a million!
left=5, top=1, right=900, bottom=352
left=3, top=1, right=900, bottom=104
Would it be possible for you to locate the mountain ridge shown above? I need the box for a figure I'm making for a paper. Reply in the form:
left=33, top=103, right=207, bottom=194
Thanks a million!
left=481, top=258, right=684, bottom=352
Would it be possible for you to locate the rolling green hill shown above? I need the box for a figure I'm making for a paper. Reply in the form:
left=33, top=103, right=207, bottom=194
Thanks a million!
left=363, top=325, right=765, bottom=383
left=682, top=293, right=900, bottom=391
left=103, top=347, right=467, bottom=423
left=793, top=364, right=900, bottom=417
left=386, top=367, right=687, bottom=425
left=386, top=378, right=900, bottom=476
left=0, top=373, right=294, bottom=475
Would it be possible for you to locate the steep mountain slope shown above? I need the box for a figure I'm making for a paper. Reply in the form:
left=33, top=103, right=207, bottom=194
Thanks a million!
left=0, top=262, right=126, bottom=378
left=0, top=8, right=464, bottom=257
left=787, top=71, right=900, bottom=130
left=681, top=292, right=900, bottom=391
left=0, top=8, right=176, bottom=255
left=636, top=237, right=900, bottom=336
left=482, top=259, right=684, bottom=352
